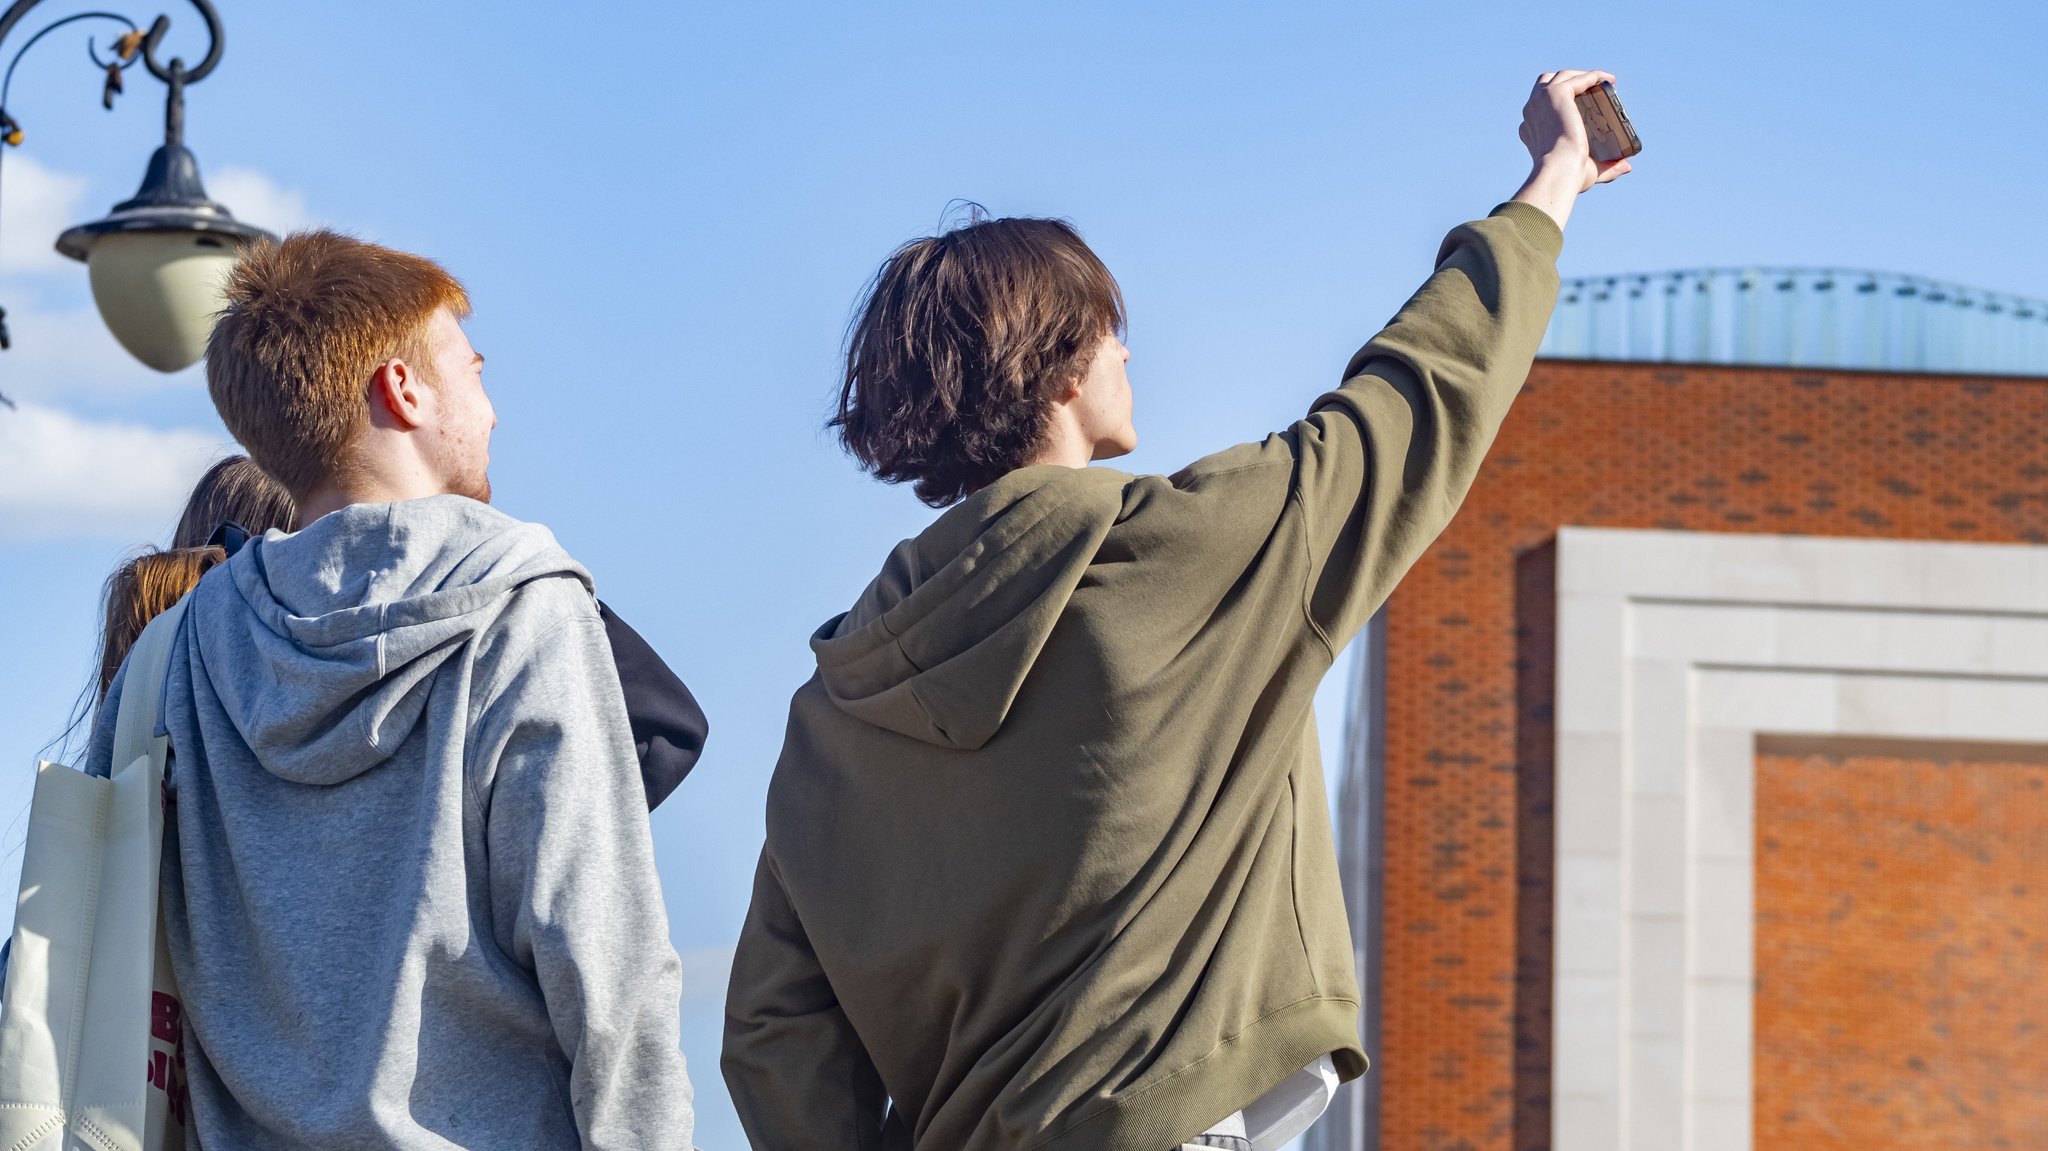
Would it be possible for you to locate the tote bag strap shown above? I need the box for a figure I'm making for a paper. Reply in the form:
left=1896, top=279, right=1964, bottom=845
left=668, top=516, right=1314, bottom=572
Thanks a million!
left=111, top=596, right=191, bottom=777
left=110, top=594, right=196, bottom=1150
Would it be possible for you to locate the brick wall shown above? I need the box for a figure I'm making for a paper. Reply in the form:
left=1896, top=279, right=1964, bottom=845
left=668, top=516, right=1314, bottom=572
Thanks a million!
left=1374, top=360, right=2048, bottom=1151
left=1754, top=745, right=2048, bottom=1150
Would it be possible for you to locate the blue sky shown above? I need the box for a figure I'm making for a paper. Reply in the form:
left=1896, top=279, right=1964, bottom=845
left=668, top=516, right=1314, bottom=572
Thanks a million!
left=4, top=1, right=2047, bottom=1145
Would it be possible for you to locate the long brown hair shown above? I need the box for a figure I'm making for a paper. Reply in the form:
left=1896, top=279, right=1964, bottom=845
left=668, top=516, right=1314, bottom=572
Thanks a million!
left=94, top=455, right=295, bottom=699
left=96, top=547, right=224, bottom=699
left=172, top=455, right=296, bottom=548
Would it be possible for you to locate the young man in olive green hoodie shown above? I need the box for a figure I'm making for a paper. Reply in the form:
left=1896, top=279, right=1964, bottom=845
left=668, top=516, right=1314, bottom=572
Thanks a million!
left=724, top=71, right=1632, bottom=1151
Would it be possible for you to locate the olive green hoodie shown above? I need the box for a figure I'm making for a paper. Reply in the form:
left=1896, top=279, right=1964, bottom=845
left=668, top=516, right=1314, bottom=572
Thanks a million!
left=723, top=202, right=1561, bottom=1150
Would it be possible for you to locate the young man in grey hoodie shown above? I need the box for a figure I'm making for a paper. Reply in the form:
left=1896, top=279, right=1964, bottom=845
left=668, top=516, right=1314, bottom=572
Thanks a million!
left=84, top=231, right=694, bottom=1148
left=722, top=72, right=1628, bottom=1150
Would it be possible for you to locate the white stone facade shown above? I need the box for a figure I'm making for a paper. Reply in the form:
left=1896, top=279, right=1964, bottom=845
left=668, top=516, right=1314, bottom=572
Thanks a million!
left=1551, top=527, right=2048, bottom=1151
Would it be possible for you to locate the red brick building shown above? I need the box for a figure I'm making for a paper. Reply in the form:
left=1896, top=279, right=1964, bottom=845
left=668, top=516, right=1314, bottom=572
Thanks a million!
left=1307, top=271, right=2048, bottom=1151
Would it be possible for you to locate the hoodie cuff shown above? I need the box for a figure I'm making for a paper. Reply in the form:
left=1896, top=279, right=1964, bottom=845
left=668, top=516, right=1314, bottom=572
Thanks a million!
left=1488, top=200, right=1565, bottom=262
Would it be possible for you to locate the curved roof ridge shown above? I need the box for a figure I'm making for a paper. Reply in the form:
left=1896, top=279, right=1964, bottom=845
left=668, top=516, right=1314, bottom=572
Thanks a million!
left=1542, top=267, right=2048, bottom=375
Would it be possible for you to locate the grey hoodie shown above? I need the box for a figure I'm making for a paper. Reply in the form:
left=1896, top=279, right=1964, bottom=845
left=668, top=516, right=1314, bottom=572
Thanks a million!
left=87, top=495, right=692, bottom=1149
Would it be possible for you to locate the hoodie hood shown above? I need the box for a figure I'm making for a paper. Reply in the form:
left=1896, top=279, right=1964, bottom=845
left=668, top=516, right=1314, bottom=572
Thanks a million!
left=812, top=466, right=1127, bottom=751
left=185, top=494, right=592, bottom=785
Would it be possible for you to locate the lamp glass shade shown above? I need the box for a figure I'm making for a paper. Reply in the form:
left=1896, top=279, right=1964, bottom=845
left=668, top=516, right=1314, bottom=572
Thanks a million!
left=85, top=230, right=239, bottom=372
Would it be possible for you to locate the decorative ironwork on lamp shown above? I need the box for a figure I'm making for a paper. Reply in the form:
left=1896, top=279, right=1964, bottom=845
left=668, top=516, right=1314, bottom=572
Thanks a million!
left=0, top=0, right=272, bottom=385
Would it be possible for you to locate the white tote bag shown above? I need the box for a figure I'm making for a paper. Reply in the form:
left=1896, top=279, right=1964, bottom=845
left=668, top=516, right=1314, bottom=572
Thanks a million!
left=0, top=600, right=191, bottom=1151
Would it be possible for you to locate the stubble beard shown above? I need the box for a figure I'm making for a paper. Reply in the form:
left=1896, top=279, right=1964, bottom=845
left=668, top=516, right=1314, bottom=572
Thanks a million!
left=441, top=449, right=492, bottom=504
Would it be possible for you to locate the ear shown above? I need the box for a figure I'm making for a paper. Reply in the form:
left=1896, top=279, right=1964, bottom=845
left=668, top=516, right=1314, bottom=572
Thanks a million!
left=371, top=358, right=431, bottom=430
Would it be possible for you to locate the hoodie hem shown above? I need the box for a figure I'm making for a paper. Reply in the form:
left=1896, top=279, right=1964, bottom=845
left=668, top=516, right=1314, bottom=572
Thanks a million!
left=1025, top=994, right=1364, bottom=1151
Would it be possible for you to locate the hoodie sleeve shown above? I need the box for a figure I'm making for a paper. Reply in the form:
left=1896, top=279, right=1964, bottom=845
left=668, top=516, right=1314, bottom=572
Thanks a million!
left=1173, top=201, right=1561, bottom=653
left=723, top=849, right=891, bottom=1151
left=597, top=601, right=709, bottom=811
left=475, top=612, right=694, bottom=1147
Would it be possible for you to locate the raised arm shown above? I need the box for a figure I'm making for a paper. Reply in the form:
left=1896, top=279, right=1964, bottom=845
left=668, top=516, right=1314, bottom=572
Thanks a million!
left=1289, top=199, right=1560, bottom=647
left=1225, top=70, right=1631, bottom=649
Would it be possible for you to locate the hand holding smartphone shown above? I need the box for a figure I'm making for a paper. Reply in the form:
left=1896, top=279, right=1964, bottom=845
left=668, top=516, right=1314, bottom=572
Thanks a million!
left=1574, top=81, right=1643, bottom=162
left=1513, top=70, right=1636, bottom=231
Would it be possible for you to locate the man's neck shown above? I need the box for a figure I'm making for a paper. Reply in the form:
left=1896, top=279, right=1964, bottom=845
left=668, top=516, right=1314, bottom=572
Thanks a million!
left=296, top=475, right=451, bottom=528
left=1023, top=422, right=1096, bottom=470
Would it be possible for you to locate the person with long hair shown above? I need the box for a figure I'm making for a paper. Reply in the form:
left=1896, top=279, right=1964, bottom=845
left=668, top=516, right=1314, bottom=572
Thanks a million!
left=93, top=456, right=296, bottom=703
left=2, top=456, right=295, bottom=995
left=171, top=456, right=297, bottom=551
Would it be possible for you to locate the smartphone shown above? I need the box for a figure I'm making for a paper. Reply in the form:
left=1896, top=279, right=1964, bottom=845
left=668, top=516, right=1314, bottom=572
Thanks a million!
left=1575, top=81, right=1642, bottom=162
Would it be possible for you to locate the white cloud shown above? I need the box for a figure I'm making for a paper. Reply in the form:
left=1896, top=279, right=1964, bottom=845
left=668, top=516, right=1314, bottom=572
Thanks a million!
left=0, top=300, right=200, bottom=404
left=207, top=166, right=316, bottom=236
left=0, top=153, right=90, bottom=275
left=0, top=402, right=231, bottom=541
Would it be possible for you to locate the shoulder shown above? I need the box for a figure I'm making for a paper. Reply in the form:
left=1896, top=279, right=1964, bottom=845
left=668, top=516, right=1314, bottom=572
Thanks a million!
left=1164, top=433, right=1297, bottom=490
left=481, top=575, right=604, bottom=670
left=505, top=570, right=602, bottom=623
left=462, top=570, right=607, bottom=722
left=1116, top=434, right=1296, bottom=526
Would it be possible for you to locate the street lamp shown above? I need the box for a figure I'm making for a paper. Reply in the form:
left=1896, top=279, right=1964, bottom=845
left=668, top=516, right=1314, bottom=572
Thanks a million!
left=0, top=0, right=271, bottom=379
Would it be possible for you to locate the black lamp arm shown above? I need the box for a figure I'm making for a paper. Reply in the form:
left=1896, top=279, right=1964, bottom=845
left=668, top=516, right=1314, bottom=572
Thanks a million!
left=138, top=0, right=214, bottom=84
left=0, top=0, right=219, bottom=85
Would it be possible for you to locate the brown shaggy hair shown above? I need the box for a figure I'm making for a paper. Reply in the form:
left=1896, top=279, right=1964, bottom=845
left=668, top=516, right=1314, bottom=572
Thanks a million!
left=172, top=455, right=297, bottom=548
left=96, top=547, right=225, bottom=699
left=833, top=215, right=1125, bottom=507
left=207, top=230, right=470, bottom=498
